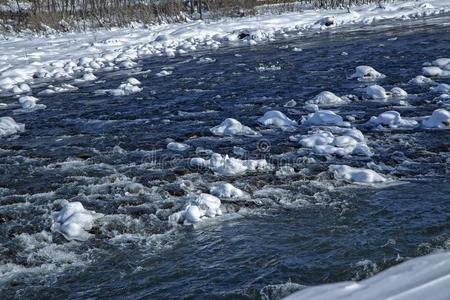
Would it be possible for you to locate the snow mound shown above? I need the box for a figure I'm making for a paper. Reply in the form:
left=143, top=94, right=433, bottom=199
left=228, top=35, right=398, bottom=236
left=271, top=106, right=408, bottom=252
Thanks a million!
left=350, top=65, right=386, bottom=81
left=390, top=87, right=408, bottom=98
left=167, top=142, right=190, bottom=151
left=298, top=128, right=371, bottom=157
left=408, top=75, right=435, bottom=85
left=284, top=252, right=450, bottom=300
left=366, top=111, right=418, bottom=129
left=190, top=152, right=270, bottom=176
left=0, top=116, right=25, bottom=137
left=51, top=201, right=103, bottom=241
left=257, top=111, right=297, bottom=128
left=301, top=110, right=350, bottom=127
left=210, top=118, right=259, bottom=136
left=169, top=193, right=222, bottom=225
left=306, top=91, right=349, bottom=106
left=329, top=165, right=387, bottom=184
left=422, top=109, right=450, bottom=129
left=18, top=95, right=46, bottom=111
left=210, top=182, right=246, bottom=198
left=431, top=83, right=450, bottom=93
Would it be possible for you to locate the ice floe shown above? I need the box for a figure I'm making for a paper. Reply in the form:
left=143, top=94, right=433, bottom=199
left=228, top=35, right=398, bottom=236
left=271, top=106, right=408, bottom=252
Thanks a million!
left=284, top=252, right=450, bottom=300
left=365, top=111, right=418, bottom=129
left=0, top=116, right=25, bottom=137
left=258, top=110, right=297, bottom=128
left=329, top=165, right=388, bottom=184
left=210, top=118, right=259, bottom=136
left=301, top=110, right=350, bottom=127
left=421, top=108, right=450, bottom=128
left=350, top=65, right=386, bottom=81
left=51, top=201, right=103, bottom=241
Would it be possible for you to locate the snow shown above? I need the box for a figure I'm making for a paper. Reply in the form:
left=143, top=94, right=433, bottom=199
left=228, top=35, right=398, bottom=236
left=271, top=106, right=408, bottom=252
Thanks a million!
left=18, top=95, right=46, bottom=111
left=1, top=1, right=448, bottom=97
left=350, top=65, right=385, bottom=81
left=366, top=111, right=418, bottom=129
left=210, top=182, right=246, bottom=198
left=391, top=87, right=408, bottom=98
left=421, top=108, right=450, bottom=128
left=301, top=110, right=350, bottom=127
left=306, top=91, right=349, bottom=106
left=95, top=77, right=142, bottom=96
left=422, top=66, right=449, bottom=77
left=51, top=201, right=103, bottom=241
left=0, top=117, right=25, bottom=137
left=258, top=110, right=297, bottom=128
left=167, top=142, right=190, bottom=151
left=210, top=118, right=259, bottom=136
left=365, top=85, right=389, bottom=99
left=329, top=165, right=387, bottom=184
left=432, top=58, right=450, bottom=69
left=284, top=252, right=450, bottom=300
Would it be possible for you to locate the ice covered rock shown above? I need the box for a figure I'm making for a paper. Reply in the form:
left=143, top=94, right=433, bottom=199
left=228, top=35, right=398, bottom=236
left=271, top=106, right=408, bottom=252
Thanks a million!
left=365, top=85, right=389, bottom=99
left=210, top=182, right=245, bottom=198
left=306, top=91, right=349, bottom=106
left=51, top=201, right=103, bottom=241
left=284, top=252, right=450, bottom=300
left=421, top=109, right=450, bottom=129
left=350, top=66, right=385, bottom=81
left=329, top=165, right=387, bottom=184
left=257, top=111, right=297, bottom=128
left=431, top=83, right=450, bottom=93
left=167, top=142, right=190, bottom=151
left=301, top=110, right=350, bottom=127
left=390, top=87, right=408, bottom=98
left=210, top=118, right=259, bottom=136
left=366, top=111, right=418, bottom=129
left=408, top=75, right=435, bottom=85
left=423, top=65, right=450, bottom=77
left=0, top=117, right=25, bottom=137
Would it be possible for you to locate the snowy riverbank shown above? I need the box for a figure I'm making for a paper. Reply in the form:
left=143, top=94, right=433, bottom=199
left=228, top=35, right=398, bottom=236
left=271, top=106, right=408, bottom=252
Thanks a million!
left=1, top=0, right=450, bottom=98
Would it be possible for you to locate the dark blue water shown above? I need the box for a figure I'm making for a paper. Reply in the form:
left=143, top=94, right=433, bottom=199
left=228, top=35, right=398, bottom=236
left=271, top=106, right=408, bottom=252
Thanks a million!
left=1, top=15, right=450, bottom=299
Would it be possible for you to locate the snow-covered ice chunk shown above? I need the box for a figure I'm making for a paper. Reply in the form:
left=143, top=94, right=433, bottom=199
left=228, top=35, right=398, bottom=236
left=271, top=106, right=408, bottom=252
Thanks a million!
left=390, top=87, right=407, bottom=98
left=329, top=165, right=387, bottom=184
left=51, top=201, right=103, bottom=241
left=18, top=96, right=45, bottom=110
left=365, top=85, right=389, bottom=99
left=306, top=91, right=349, bottom=106
left=301, top=110, right=350, bottom=127
left=421, top=109, right=450, bottom=129
left=284, top=99, right=297, bottom=107
left=431, top=83, right=450, bottom=93
left=350, top=66, right=385, bottom=81
left=167, top=142, right=190, bottom=151
left=156, top=70, right=172, bottom=77
left=366, top=111, right=418, bottom=129
left=422, top=66, right=445, bottom=76
left=304, top=103, right=319, bottom=112
left=96, top=77, right=142, bottom=96
left=210, top=118, right=259, bottom=136
left=432, top=58, right=450, bottom=69
left=258, top=111, right=297, bottom=128
left=408, top=75, right=435, bottom=86
left=210, top=182, right=245, bottom=198
left=0, top=116, right=25, bottom=137
left=284, top=252, right=450, bottom=300
left=170, top=193, right=222, bottom=225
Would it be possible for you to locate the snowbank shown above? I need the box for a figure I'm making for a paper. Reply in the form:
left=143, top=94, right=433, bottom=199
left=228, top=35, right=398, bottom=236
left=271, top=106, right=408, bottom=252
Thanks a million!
left=284, top=252, right=450, bottom=300
left=329, top=165, right=387, bottom=184
left=1, top=1, right=448, bottom=96
left=210, top=118, right=259, bottom=136
left=0, top=117, right=25, bottom=137
left=51, top=201, right=103, bottom=241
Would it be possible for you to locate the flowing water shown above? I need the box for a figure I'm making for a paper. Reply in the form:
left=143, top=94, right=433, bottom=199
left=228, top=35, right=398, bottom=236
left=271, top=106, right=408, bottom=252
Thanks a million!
left=1, top=14, right=450, bottom=299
